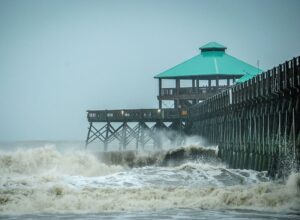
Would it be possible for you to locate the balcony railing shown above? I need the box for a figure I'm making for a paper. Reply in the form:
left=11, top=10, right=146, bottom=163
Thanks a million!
left=159, top=86, right=229, bottom=100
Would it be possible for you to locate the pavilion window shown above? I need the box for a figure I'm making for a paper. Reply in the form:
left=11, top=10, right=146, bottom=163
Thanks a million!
left=219, top=79, right=227, bottom=86
left=180, top=79, right=192, bottom=88
left=211, top=80, right=216, bottom=86
left=200, top=80, right=209, bottom=87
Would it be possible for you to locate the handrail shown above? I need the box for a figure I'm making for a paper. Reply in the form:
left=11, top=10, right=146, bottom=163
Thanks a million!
left=189, top=56, right=300, bottom=119
left=87, top=108, right=188, bottom=122
left=160, top=86, right=229, bottom=96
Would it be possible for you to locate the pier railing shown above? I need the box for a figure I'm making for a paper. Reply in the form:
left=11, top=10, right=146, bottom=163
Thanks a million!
left=188, top=56, right=300, bottom=175
left=87, top=108, right=188, bottom=122
left=159, top=86, right=229, bottom=100
left=189, top=57, right=300, bottom=118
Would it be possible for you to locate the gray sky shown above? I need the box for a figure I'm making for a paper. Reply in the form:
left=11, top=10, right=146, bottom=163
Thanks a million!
left=0, top=0, right=299, bottom=141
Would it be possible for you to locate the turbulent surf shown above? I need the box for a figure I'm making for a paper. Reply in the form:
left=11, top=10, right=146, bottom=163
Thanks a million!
left=0, top=142, right=299, bottom=219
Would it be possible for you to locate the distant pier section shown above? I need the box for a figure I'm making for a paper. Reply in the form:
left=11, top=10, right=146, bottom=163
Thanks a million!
left=86, top=108, right=188, bottom=150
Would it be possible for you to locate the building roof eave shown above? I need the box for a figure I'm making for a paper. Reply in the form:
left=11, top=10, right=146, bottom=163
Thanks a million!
left=154, top=73, right=245, bottom=79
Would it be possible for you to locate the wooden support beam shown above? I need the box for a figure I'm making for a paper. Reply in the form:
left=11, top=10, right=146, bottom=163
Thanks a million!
left=85, top=122, right=92, bottom=149
left=159, top=78, right=162, bottom=108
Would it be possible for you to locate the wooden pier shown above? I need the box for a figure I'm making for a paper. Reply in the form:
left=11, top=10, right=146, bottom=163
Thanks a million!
left=85, top=42, right=299, bottom=175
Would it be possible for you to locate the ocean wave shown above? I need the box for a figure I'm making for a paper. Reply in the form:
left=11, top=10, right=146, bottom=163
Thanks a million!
left=0, top=146, right=123, bottom=177
left=0, top=144, right=219, bottom=175
left=97, top=145, right=220, bottom=167
left=0, top=173, right=299, bottom=214
left=1, top=144, right=298, bottom=215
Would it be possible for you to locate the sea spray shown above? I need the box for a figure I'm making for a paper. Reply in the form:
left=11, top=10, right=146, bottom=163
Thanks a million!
left=0, top=146, right=123, bottom=176
left=286, top=172, right=300, bottom=195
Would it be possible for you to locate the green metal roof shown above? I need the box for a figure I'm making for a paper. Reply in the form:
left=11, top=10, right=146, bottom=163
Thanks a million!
left=235, top=73, right=255, bottom=83
left=154, top=42, right=263, bottom=79
left=235, top=70, right=261, bottom=83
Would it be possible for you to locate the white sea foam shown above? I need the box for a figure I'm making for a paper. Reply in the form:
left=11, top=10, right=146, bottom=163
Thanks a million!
left=0, top=145, right=299, bottom=214
left=0, top=174, right=299, bottom=214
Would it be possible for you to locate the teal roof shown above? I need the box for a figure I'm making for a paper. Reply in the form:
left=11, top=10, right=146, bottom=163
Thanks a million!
left=235, top=70, right=261, bottom=83
left=155, top=42, right=263, bottom=79
left=235, top=74, right=254, bottom=83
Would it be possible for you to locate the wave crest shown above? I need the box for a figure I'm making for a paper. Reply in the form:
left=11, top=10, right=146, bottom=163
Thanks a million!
left=97, top=145, right=219, bottom=167
left=0, top=146, right=123, bottom=176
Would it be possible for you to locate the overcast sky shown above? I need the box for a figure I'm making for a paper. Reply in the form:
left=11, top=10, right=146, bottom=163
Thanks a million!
left=0, top=0, right=299, bottom=141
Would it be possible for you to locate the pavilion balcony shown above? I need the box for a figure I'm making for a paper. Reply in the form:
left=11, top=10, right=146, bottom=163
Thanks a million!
left=158, top=86, right=230, bottom=100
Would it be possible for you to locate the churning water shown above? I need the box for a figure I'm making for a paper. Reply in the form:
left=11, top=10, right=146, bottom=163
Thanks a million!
left=0, top=141, right=299, bottom=219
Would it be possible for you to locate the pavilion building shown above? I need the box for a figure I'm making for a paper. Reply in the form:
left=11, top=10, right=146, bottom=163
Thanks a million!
left=155, top=42, right=263, bottom=109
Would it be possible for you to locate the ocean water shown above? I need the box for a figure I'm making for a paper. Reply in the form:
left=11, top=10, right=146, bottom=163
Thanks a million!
left=0, top=141, right=299, bottom=219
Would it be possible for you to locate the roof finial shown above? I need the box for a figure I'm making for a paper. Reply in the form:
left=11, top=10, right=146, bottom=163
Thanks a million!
left=200, top=42, right=227, bottom=52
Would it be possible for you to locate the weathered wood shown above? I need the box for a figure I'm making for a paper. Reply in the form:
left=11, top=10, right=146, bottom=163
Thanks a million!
left=189, top=56, right=300, bottom=176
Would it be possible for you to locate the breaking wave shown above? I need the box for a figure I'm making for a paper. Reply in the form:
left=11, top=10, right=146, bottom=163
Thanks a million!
left=0, top=145, right=219, bottom=173
left=0, top=144, right=299, bottom=214
left=0, top=146, right=123, bottom=176
left=97, top=145, right=220, bottom=167
left=0, top=173, right=299, bottom=214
